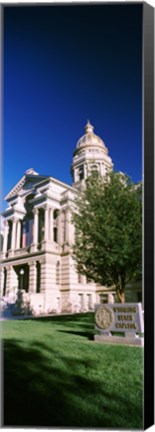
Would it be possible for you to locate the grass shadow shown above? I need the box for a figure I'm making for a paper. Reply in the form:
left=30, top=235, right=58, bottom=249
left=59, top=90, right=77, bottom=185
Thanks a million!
left=3, top=337, right=143, bottom=429
left=58, top=329, right=94, bottom=340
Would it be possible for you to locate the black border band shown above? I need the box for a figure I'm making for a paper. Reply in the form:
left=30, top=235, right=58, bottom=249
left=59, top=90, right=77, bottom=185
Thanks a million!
left=143, top=2, right=154, bottom=429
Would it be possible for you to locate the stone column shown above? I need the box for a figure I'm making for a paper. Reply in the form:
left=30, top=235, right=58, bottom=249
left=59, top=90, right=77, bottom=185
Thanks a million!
left=84, top=163, right=87, bottom=180
left=3, top=220, right=9, bottom=255
left=29, top=261, right=37, bottom=293
left=83, top=275, right=87, bottom=284
left=11, top=218, right=17, bottom=251
left=63, top=211, right=66, bottom=243
left=16, top=220, right=21, bottom=249
left=44, top=206, right=49, bottom=241
left=49, top=208, right=53, bottom=241
left=57, top=211, right=62, bottom=244
left=92, top=291, right=97, bottom=308
left=65, top=209, right=70, bottom=244
left=74, top=168, right=78, bottom=183
left=101, top=163, right=105, bottom=176
left=108, top=293, right=114, bottom=303
left=33, top=208, right=39, bottom=245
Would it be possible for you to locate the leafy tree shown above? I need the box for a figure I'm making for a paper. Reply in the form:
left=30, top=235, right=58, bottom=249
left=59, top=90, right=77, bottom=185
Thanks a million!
left=72, top=171, right=142, bottom=303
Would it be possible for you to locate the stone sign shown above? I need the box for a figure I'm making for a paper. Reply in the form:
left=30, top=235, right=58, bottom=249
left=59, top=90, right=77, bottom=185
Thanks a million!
left=94, top=303, right=144, bottom=346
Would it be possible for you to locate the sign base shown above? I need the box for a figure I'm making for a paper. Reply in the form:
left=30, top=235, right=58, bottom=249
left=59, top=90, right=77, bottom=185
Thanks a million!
left=94, top=334, right=144, bottom=347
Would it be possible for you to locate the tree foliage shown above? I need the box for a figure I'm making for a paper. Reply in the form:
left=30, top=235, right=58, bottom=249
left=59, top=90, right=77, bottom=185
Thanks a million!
left=72, top=171, right=142, bottom=302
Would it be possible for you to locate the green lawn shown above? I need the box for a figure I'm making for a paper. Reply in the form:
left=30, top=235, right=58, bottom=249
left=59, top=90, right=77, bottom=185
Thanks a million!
left=2, top=313, right=143, bottom=428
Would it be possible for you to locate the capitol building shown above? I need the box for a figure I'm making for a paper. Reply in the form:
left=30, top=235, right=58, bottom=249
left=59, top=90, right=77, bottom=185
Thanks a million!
left=1, top=122, right=138, bottom=314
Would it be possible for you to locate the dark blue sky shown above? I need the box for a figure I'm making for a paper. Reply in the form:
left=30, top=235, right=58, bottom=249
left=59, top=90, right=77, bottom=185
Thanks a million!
left=3, top=4, right=142, bottom=207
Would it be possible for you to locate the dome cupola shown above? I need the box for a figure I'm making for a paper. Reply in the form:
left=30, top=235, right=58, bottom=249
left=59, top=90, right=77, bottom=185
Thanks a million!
left=71, top=121, right=113, bottom=190
left=76, top=120, right=108, bottom=155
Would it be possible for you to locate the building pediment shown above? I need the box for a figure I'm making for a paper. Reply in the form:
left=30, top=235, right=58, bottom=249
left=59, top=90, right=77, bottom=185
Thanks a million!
left=5, top=170, right=50, bottom=201
left=5, top=169, right=76, bottom=212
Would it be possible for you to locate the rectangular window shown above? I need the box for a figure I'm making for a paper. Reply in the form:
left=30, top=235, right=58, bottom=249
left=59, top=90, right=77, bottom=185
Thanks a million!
left=100, top=294, right=108, bottom=304
left=79, top=293, right=84, bottom=310
left=87, top=294, right=92, bottom=309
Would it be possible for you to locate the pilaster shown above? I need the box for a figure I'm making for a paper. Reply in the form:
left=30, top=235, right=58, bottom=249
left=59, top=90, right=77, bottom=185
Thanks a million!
left=31, top=208, right=38, bottom=252
left=91, top=291, right=97, bottom=308
left=44, top=206, right=49, bottom=241
left=11, top=218, right=17, bottom=251
left=65, top=208, right=74, bottom=245
left=29, top=261, right=37, bottom=293
left=0, top=268, right=5, bottom=296
left=40, top=258, right=56, bottom=292
left=40, top=257, right=60, bottom=312
left=61, top=254, right=77, bottom=288
left=49, top=208, right=53, bottom=241
left=84, top=163, right=87, bottom=180
left=6, top=266, right=18, bottom=295
left=108, top=293, right=114, bottom=303
left=41, top=206, right=55, bottom=250
left=82, top=293, right=87, bottom=310
left=16, top=220, right=21, bottom=249
left=57, top=211, right=62, bottom=244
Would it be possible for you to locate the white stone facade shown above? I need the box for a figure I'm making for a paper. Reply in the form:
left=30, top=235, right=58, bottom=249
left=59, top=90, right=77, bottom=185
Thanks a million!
left=0, top=122, right=116, bottom=314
